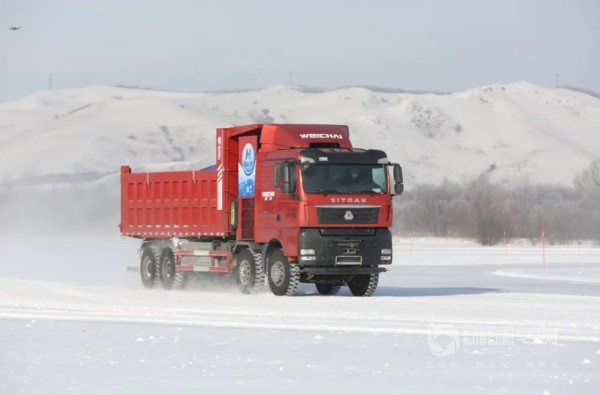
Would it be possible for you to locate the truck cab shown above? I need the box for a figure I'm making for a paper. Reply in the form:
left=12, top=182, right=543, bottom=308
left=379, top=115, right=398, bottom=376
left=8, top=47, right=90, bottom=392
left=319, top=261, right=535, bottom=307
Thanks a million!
left=225, top=124, right=403, bottom=296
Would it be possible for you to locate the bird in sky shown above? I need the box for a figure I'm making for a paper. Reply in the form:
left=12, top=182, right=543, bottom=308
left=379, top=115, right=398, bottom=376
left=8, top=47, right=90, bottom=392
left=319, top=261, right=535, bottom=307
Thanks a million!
left=9, top=26, right=22, bottom=31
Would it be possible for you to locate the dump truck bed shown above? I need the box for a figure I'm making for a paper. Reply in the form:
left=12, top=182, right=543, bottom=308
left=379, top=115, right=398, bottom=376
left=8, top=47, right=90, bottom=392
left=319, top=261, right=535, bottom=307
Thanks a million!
left=119, top=166, right=229, bottom=238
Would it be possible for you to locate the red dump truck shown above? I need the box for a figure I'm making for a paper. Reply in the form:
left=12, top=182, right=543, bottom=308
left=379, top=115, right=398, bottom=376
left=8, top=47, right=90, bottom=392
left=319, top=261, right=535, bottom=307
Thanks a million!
left=120, top=124, right=403, bottom=296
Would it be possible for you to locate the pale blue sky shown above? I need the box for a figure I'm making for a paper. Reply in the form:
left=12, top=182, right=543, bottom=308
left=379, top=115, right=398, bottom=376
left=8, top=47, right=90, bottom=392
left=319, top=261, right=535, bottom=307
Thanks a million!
left=1, top=0, right=598, bottom=101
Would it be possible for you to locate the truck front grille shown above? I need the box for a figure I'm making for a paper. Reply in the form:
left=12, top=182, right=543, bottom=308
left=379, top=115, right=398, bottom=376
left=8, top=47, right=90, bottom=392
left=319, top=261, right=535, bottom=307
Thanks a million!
left=317, top=206, right=379, bottom=224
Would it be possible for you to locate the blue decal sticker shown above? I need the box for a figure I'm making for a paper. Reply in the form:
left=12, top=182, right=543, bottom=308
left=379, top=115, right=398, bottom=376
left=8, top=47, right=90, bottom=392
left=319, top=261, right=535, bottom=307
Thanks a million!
left=239, top=143, right=256, bottom=197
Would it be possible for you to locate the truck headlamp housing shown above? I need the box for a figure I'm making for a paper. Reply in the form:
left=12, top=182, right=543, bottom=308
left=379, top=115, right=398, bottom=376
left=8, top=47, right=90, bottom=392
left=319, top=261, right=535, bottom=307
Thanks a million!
left=381, top=248, right=392, bottom=255
left=300, top=256, right=317, bottom=261
left=300, top=249, right=316, bottom=256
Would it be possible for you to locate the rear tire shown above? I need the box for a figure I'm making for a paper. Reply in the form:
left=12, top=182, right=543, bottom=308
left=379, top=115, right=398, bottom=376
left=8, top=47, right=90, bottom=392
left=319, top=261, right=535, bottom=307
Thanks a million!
left=140, top=247, right=158, bottom=288
left=348, top=273, right=379, bottom=297
left=267, top=249, right=299, bottom=296
left=315, top=283, right=341, bottom=295
left=159, top=248, right=184, bottom=290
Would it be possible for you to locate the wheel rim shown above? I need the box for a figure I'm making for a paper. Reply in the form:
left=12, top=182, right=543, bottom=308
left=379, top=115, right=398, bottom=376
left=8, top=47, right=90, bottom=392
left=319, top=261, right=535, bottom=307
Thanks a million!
left=270, top=261, right=285, bottom=287
left=162, top=257, right=172, bottom=279
left=238, top=260, right=251, bottom=285
left=142, top=256, right=153, bottom=279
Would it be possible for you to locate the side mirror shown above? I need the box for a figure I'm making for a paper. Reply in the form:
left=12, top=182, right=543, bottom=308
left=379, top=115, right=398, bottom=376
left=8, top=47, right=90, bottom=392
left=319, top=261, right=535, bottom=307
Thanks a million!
left=393, top=164, right=403, bottom=183
left=392, top=163, right=404, bottom=195
left=394, top=183, right=404, bottom=195
left=280, top=163, right=291, bottom=194
left=275, top=162, right=295, bottom=194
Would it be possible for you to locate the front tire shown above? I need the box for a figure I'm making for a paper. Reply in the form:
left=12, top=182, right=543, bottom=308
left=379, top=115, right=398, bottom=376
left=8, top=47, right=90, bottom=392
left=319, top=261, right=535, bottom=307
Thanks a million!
left=267, top=249, right=299, bottom=296
left=348, top=273, right=379, bottom=297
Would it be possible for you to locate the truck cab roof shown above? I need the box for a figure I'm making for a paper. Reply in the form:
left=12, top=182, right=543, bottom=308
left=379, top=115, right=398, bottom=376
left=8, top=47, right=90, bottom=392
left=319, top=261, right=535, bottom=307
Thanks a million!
left=219, top=124, right=352, bottom=151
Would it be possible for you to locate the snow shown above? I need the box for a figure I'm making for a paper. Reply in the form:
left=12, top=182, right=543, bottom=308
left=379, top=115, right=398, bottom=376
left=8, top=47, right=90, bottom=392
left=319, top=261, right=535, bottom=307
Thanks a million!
left=1, top=237, right=599, bottom=394
left=495, top=267, right=600, bottom=284
left=1, top=83, right=599, bottom=187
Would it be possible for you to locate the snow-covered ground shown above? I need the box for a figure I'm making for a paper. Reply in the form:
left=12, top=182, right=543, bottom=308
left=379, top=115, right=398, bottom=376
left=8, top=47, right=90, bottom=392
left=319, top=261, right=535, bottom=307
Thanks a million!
left=1, top=237, right=599, bottom=394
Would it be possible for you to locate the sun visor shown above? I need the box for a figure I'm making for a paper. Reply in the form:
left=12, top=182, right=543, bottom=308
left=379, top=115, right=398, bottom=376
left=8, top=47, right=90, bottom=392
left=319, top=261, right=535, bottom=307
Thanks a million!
left=300, top=148, right=388, bottom=164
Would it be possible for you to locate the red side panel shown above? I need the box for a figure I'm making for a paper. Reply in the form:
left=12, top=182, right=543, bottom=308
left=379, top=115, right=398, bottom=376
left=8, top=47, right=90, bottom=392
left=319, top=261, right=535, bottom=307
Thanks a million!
left=120, top=166, right=230, bottom=238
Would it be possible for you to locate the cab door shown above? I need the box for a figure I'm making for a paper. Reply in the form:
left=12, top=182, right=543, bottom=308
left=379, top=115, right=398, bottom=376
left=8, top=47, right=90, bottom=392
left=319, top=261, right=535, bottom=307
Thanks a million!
left=255, top=161, right=299, bottom=249
left=257, top=159, right=279, bottom=235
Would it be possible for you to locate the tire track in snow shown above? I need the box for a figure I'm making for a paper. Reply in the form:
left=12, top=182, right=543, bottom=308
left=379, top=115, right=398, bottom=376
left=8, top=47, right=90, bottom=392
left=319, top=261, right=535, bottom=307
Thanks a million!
left=1, top=277, right=599, bottom=343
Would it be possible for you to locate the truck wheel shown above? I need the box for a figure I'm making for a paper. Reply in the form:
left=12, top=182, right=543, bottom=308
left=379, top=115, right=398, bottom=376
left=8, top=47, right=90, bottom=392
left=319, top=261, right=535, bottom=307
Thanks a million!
left=140, top=247, right=159, bottom=288
left=348, top=273, right=379, bottom=297
left=159, top=248, right=184, bottom=290
left=267, top=249, right=299, bottom=296
left=315, top=283, right=341, bottom=295
left=235, top=249, right=261, bottom=294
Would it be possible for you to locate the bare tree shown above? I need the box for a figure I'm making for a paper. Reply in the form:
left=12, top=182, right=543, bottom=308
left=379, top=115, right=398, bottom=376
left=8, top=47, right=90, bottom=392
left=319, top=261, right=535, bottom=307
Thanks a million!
left=574, top=158, right=600, bottom=192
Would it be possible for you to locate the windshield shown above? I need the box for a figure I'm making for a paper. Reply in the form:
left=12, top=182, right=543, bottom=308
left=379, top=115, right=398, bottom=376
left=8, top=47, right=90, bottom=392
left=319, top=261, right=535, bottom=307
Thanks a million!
left=301, top=164, right=387, bottom=194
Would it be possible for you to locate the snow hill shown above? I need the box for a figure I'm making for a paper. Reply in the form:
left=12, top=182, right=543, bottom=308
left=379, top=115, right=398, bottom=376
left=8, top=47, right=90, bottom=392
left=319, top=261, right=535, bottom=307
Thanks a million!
left=0, top=82, right=599, bottom=188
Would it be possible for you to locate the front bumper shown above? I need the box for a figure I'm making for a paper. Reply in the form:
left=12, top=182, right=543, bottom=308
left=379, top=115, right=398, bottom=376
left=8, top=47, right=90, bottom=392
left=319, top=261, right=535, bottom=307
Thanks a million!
left=298, top=228, right=392, bottom=269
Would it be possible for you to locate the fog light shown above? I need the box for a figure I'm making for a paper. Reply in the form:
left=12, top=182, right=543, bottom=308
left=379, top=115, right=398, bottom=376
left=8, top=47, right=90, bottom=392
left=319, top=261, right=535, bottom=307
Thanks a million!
left=300, top=249, right=315, bottom=255
left=381, top=256, right=392, bottom=261
left=381, top=248, right=392, bottom=255
left=300, top=256, right=317, bottom=261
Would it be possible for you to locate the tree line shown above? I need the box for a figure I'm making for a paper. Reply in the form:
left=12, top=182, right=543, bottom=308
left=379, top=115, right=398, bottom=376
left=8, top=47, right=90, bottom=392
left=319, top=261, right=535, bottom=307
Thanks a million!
left=394, top=158, right=600, bottom=245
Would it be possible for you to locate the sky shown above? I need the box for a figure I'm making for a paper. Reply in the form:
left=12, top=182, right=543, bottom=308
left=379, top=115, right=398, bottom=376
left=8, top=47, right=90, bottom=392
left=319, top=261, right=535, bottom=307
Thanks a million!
left=0, top=0, right=598, bottom=102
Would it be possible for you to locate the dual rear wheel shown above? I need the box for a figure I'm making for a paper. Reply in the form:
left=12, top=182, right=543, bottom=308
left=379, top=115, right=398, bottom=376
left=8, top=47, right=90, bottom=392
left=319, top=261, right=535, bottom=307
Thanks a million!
left=140, top=246, right=190, bottom=290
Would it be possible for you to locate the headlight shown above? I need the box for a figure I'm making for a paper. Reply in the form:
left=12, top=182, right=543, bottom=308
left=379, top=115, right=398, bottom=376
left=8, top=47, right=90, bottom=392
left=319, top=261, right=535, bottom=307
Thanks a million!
left=300, top=249, right=316, bottom=255
left=381, top=256, right=392, bottom=261
left=381, top=248, right=392, bottom=255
